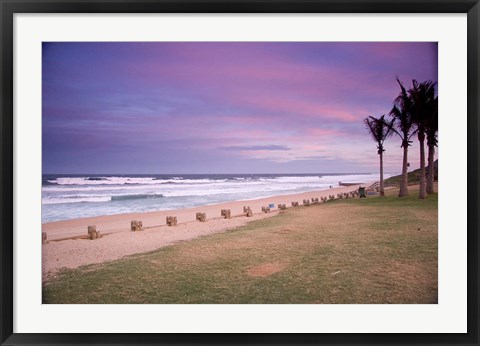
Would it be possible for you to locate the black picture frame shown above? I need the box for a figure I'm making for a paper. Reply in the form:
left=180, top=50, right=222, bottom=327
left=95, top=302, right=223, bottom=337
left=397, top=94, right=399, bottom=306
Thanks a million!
left=1, top=1, right=479, bottom=345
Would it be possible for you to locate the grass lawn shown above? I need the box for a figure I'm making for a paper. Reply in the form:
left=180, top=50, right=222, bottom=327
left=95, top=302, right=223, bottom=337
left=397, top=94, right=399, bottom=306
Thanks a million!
left=42, top=187, right=438, bottom=304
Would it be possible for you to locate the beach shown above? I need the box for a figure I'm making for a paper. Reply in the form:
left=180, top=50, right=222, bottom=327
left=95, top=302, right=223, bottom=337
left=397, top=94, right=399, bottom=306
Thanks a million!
left=39, top=41, right=440, bottom=307
left=42, top=184, right=363, bottom=281
left=43, top=184, right=438, bottom=304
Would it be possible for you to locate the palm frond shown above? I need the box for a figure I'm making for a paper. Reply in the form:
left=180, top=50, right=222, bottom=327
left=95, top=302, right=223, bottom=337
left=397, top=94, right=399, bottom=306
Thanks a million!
left=390, top=78, right=415, bottom=146
left=409, top=79, right=437, bottom=133
left=364, top=115, right=394, bottom=154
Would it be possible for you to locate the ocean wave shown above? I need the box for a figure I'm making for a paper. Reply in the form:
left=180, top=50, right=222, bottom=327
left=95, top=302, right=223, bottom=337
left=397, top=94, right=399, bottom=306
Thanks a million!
left=42, top=196, right=111, bottom=204
left=41, top=173, right=386, bottom=207
left=45, top=174, right=379, bottom=187
left=262, top=176, right=322, bottom=183
left=46, top=176, right=224, bottom=186
left=42, top=174, right=384, bottom=195
left=110, top=193, right=164, bottom=201
left=42, top=193, right=164, bottom=205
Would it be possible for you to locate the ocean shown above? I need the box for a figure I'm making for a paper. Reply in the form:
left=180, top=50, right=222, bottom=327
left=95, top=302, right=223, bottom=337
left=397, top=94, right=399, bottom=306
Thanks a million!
left=41, top=173, right=386, bottom=223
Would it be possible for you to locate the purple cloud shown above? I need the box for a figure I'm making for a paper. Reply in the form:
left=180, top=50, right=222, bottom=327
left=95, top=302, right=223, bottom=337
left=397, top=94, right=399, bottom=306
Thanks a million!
left=42, top=42, right=437, bottom=174
left=221, top=145, right=290, bottom=151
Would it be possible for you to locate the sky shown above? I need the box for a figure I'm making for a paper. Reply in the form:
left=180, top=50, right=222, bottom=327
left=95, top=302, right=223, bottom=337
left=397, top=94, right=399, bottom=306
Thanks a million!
left=42, top=42, right=437, bottom=175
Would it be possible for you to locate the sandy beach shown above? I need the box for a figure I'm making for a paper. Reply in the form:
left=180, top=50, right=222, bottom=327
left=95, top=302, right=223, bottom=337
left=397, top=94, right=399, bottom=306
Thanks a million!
left=42, top=184, right=363, bottom=281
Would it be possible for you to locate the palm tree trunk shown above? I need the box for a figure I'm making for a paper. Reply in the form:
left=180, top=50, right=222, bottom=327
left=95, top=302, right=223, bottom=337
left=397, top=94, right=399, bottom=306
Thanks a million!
left=418, top=133, right=427, bottom=199
left=379, top=151, right=385, bottom=197
left=398, top=145, right=409, bottom=197
left=426, top=144, right=435, bottom=194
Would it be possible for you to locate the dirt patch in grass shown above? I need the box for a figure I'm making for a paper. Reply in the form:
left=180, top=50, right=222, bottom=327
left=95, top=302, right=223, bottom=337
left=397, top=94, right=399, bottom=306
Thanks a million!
left=246, top=262, right=287, bottom=277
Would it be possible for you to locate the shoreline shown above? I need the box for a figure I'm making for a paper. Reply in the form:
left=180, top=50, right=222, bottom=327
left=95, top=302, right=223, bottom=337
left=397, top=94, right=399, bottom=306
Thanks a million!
left=42, top=184, right=366, bottom=240
left=42, top=184, right=365, bottom=281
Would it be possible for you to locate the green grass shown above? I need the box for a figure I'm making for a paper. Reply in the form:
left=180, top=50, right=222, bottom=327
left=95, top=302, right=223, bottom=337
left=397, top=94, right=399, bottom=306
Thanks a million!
left=43, top=188, right=438, bottom=304
left=385, top=159, right=438, bottom=185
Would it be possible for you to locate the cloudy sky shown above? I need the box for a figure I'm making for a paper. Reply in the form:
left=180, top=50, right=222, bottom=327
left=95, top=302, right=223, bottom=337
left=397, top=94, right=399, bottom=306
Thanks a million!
left=42, top=42, right=437, bottom=174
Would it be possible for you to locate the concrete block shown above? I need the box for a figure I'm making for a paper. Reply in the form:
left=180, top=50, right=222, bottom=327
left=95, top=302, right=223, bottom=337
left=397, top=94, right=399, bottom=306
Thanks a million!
left=221, top=209, right=231, bottom=219
left=130, top=220, right=143, bottom=231
left=87, top=225, right=99, bottom=240
left=166, top=216, right=178, bottom=226
left=196, top=212, right=206, bottom=222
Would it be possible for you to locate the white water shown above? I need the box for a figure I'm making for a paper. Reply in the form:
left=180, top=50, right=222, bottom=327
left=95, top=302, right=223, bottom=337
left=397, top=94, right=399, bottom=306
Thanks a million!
left=42, top=173, right=386, bottom=222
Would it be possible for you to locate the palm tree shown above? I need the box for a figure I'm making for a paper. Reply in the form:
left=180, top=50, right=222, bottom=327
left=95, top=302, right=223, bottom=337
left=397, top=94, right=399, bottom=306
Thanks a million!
left=409, top=80, right=437, bottom=199
left=364, top=115, right=394, bottom=197
left=389, top=77, right=416, bottom=197
left=426, top=96, right=438, bottom=194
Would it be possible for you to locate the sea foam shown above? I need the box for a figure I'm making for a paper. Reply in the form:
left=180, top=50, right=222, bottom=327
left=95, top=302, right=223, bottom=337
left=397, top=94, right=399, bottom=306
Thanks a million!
left=42, top=173, right=385, bottom=222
